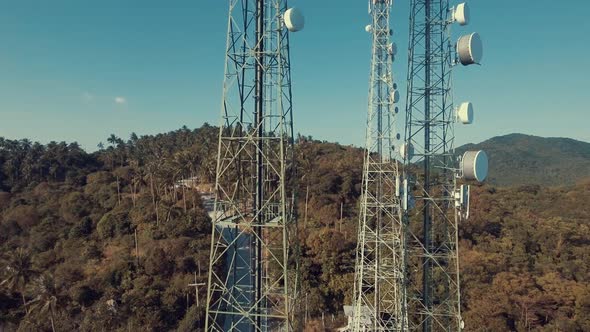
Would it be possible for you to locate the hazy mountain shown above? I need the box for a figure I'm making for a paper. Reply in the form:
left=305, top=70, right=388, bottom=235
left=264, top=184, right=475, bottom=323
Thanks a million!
left=457, top=133, right=590, bottom=187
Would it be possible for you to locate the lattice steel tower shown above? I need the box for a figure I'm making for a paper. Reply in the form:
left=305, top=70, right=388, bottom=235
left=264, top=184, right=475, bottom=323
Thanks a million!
left=403, top=1, right=483, bottom=331
left=352, top=0, right=407, bottom=330
left=204, top=1, right=303, bottom=331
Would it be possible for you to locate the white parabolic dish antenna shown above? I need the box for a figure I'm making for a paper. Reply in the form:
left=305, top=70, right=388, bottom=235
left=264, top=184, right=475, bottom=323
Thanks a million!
left=400, top=143, right=414, bottom=160
left=391, top=89, right=400, bottom=103
left=365, top=24, right=372, bottom=33
left=388, top=43, right=398, bottom=56
left=284, top=8, right=305, bottom=32
left=457, top=102, right=474, bottom=124
left=462, top=150, right=488, bottom=182
left=457, top=32, right=483, bottom=65
left=454, top=3, right=470, bottom=26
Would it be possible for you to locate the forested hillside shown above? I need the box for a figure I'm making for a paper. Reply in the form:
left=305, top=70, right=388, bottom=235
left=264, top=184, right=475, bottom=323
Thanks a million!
left=0, top=125, right=218, bottom=331
left=1, top=126, right=589, bottom=331
left=457, top=133, right=590, bottom=187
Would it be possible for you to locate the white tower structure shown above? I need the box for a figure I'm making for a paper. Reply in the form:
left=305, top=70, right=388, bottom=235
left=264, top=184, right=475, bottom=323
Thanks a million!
left=403, top=1, right=487, bottom=331
left=352, top=0, right=407, bottom=330
left=204, top=1, right=303, bottom=331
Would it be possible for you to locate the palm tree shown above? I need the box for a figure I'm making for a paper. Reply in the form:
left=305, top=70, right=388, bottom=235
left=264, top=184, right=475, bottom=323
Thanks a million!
left=0, top=247, right=35, bottom=314
left=106, top=134, right=119, bottom=148
left=28, top=274, right=60, bottom=332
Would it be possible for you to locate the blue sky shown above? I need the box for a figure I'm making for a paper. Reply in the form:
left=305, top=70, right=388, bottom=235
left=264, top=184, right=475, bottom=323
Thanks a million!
left=0, top=0, right=588, bottom=151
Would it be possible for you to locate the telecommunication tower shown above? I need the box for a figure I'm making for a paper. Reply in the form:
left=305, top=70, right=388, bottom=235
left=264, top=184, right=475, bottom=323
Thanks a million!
left=402, top=1, right=487, bottom=331
left=204, top=1, right=304, bottom=331
left=351, top=0, right=407, bottom=330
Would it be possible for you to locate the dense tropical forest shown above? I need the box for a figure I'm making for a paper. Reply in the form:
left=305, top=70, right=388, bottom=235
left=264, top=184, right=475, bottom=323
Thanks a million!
left=1, top=125, right=589, bottom=331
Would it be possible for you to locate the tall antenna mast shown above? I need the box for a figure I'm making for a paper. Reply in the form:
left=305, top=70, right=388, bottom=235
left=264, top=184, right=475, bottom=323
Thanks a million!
left=403, top=0, right=486, bottom=331
left=352, top=0, right=407, bottom=330
left=205, top=1, right=304, bottom=331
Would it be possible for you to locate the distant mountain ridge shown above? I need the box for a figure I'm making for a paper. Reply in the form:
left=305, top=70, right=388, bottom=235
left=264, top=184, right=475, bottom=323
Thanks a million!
left=457, top=133, right=590, bottom=187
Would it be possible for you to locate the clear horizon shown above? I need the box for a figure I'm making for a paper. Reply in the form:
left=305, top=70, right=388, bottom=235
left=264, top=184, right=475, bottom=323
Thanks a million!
left=0, top=0, right=588, bottom=151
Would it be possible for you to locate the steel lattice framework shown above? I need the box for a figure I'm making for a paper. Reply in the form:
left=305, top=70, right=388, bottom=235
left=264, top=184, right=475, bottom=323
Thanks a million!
left=403, top=0, right=462, bottom=331
left=352, top=0, right=407, bottom=330
left=204, top=0, right=297, bottom=331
